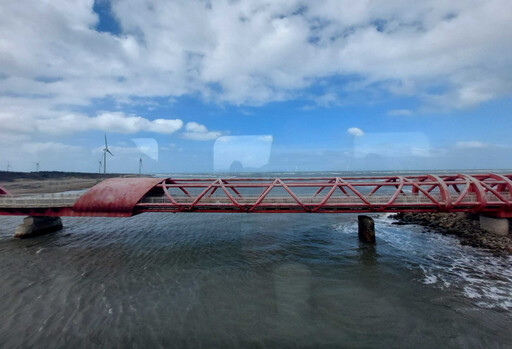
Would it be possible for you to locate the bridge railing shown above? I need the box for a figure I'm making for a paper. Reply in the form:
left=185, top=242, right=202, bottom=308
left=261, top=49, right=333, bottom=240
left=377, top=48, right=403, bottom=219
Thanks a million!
left=139, top=193, right=493, bottom=205
left=1, top=174, right=511, bottom=215
left=0, top=193, right=82, bottom=207
left=133, top=174, right=512, bottom=213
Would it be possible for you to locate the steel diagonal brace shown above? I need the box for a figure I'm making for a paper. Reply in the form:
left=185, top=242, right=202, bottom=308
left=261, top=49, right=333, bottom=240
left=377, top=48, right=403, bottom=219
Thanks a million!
left=278, top=178, right=309, bottom=212
left=249, top=178, right=279, bottom=212
left=218, top=179, right=245, bottom=211
left=223, top=180, right=244, bottom=198
left=313, top=178, right=334, bottom=198
left=313, top=178, right=349, bottom=197
left=0, top=186, right=10, bottom=196
left=161, top=180, right=184, bottom=210
left=188, top=179, right=219, bottom=211
left=338, top=178, right=374, bottom=210
left=167, top=179, right=191, bottom=197
left=456, top=174, right=487, bottom=210
left=427, top=174, right=452, bottom=210
left=368, top=178, right=393, bottom=196
left=312, top=177, right=342, bottom=212
left=451, top=175, right=471, bottom=207
left=486, top=174, right=512, bottom=205
left=379, top=176, right=405, bottom=211
left=403, top=177, right=443, bottom=209
left=479, top=181, right=511, bottom=206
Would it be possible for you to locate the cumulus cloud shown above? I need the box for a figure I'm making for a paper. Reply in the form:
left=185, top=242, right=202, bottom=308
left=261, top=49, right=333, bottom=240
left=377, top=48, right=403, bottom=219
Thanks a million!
left=0, top=0, right=511, bottom=155
left=46, top=112, right=183, bottom=134
left=0, top=0, right=510, bottom=110
left=347, top=127, right=365, bottom=137
left=0, top=110, right=183, bottom=135
left=183, top=122, right=222, bottom=141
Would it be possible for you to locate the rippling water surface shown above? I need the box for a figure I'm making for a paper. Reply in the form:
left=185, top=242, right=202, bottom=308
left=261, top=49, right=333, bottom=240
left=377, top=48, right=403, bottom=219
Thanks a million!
left=1, top=212, right=511, bottom=348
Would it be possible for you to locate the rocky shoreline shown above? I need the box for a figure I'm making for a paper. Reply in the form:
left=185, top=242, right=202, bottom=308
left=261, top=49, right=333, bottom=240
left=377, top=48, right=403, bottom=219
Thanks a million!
left=390, top=212, right=512, bottom=255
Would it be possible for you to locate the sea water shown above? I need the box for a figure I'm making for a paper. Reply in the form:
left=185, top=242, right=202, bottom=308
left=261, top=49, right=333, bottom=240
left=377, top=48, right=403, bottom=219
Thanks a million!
left=0, top=173, right=511, bottom=348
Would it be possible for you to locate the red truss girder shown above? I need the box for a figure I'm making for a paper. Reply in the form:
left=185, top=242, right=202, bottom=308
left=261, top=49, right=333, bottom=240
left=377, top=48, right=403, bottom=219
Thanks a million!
left=1, top=174, right=512, bottom=217
left=134, top=174, right=512, bottom=217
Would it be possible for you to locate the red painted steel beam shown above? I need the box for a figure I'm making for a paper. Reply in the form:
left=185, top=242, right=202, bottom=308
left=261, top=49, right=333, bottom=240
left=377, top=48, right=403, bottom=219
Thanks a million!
left=0, top=186, right=10, bottom=196
left=1, top=174, right=512, bottom=217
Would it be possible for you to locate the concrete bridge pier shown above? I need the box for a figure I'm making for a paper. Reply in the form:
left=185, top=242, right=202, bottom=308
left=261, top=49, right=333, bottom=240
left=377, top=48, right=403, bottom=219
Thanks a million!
left=358, top=215, right=376, bottom=243
left=479, top=215, right=510, bottom=236
left=14, top=216, right=63, bottom=238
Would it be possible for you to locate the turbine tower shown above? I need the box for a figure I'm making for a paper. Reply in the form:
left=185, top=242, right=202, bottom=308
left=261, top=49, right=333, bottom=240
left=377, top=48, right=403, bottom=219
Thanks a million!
left=139, top=157, right=142, bottom=175
left=103, top=135, right=113, bottom=174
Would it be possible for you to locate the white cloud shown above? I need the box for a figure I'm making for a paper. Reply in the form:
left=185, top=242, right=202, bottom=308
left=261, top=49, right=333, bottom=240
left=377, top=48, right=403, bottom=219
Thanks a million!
left=388, top=109, right=413, bottom=116
left=347, top=127, right=365, bottom=137
left=183, top=122, right=222, bottom=141
left=0, top=0, right=511, bottom=155
left=0, top=109, right=183, bottom=135
left=47, top=112, right=183, bottom=134
left=456, top=141, right=488, bottom=149
left=0, top=0, right=510, bottom=110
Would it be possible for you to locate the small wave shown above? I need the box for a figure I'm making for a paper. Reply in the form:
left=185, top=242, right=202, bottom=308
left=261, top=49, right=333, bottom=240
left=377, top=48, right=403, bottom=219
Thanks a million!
left=370, top=215, right=512, bottom=312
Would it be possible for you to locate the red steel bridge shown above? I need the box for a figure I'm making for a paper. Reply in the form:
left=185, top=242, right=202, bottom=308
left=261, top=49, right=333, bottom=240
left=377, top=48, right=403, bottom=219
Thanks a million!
left=1, top=173, right=512, bottom=218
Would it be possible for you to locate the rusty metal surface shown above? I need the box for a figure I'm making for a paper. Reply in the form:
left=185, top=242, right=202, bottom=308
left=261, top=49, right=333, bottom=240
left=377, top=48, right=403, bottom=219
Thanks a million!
left=73, top=177, right=163, bottom=216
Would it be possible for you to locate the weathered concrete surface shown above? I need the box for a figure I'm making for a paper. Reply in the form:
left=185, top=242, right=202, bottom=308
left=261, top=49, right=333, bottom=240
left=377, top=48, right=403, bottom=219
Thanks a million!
left=358, top=215, right=376, bottom=243
left=14, top=216, right=63, bottom=238
left=480, top=215, right=510, bottom=236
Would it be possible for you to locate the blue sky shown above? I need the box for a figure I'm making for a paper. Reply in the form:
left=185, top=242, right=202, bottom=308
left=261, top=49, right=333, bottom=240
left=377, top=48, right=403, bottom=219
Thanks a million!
left=1, top=0, right=511, bottom=173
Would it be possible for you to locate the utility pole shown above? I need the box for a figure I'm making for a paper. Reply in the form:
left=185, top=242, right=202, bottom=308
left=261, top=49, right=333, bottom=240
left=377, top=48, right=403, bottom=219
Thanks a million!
left=36, top=162, right=40, bottom=172
left=6, top=162, right=11, bottom=172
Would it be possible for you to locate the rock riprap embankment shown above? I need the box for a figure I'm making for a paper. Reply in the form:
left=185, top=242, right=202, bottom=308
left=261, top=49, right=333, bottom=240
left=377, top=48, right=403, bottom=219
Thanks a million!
left=390, top=212, right=512, bottom=255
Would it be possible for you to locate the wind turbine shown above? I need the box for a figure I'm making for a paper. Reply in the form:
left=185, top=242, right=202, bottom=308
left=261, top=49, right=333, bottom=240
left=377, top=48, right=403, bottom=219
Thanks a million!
left=139, top=157, right=143, bottom=175
left=98, top=160, right=103, bottom=174
left=103, top=134, right=113, bottom=174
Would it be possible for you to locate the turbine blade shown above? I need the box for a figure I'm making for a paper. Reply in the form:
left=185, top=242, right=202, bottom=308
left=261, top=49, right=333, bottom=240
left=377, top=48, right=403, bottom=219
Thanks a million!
left=105, top=134, right=108, bottom=148
left=107, top=149, right=114, bottom=156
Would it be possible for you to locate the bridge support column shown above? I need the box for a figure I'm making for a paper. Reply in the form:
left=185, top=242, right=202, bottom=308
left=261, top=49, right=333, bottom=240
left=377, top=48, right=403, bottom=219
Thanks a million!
left=479, top=215, right=509, bottom=236
left=15, top=216, right=63, bottom=238
left=358, top=215, right=375, bottom=243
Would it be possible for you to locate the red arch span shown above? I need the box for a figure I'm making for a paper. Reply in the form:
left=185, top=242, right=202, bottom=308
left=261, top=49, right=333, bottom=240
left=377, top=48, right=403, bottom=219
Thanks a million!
left=73, top=177, right=163, bottom=216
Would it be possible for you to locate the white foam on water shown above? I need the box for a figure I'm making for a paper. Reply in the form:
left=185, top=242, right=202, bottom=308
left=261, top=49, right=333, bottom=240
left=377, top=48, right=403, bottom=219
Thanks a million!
left=353, top=214, right=512, bottom=312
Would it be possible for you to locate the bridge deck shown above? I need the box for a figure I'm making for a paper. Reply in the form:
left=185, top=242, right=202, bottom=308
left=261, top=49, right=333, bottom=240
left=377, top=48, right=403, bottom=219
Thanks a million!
left=0, top=192, right=504, bottom=208
left=0, top=194, right=81, bottom=208
left=1, top=174, right=511, bottom=216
